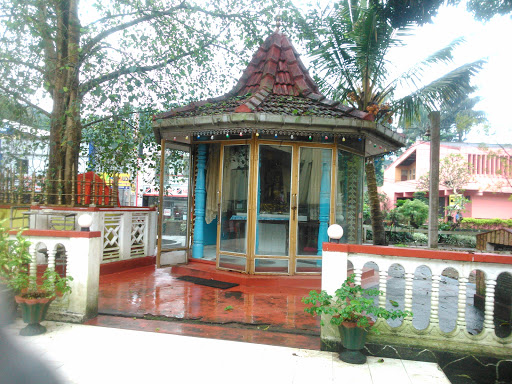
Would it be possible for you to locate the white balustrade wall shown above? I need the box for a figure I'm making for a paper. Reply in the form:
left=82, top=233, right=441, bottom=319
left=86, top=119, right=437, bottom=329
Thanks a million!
left=321, top=243, right=512, bottom=357
left=9, top=230, right=102, bottom=322
left=25, top=207, right=157, bottom=263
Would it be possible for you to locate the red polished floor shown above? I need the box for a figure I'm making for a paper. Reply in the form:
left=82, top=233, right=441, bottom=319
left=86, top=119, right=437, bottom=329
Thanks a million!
left=86, top=264, right=321, bottom=350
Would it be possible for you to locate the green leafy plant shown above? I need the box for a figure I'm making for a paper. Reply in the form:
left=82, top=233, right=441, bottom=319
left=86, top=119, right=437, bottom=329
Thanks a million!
left=302, top=274, right=412, bottom=331
left=0, top=228, right=32, bottom=293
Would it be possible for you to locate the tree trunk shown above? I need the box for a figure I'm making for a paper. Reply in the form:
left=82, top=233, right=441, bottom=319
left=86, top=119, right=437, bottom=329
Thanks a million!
left=365, top=159, right=386, bottom=245
left=48, top=0, right=81, bottom=205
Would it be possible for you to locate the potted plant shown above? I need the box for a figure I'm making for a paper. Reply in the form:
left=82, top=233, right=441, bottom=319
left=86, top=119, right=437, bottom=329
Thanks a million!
left=0, top=229, right=73, bottom=336
left=302, top=274, right=412, bottom=364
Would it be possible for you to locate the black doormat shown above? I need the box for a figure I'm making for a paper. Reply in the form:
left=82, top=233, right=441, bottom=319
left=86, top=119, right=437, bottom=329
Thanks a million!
left=176, top=275, right=239, bottom=289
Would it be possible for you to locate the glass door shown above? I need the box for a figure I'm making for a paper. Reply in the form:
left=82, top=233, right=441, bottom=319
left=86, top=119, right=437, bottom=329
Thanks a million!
left=217, top=144, right=250, bottom=272
left=253, top=144, right=332, bottom=274
left=295, top=147, right=332, bottom=273
left=254, top=144, right=293, bottom=273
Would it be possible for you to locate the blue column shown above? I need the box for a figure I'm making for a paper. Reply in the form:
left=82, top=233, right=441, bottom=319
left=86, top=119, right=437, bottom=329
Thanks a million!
left=317, top=149, right=331, bottom=255
left=192, top=144, right=207, bottom=259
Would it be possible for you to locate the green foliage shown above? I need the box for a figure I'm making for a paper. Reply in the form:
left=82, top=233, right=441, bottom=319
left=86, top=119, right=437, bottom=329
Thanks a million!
left=440, top=234, right=476, bottom=248
left=302, top=274, right=412, bottom=331
left=412, top=191, right=428, bottom=204
left=0, top=0, right=291, bottom=191
left=396, top=199, right=429, bottom=228
left=0, top=225, right=72, bottom=297
left=0, top=227, right=32, bottom=293
left=460, top=218, right=512, bottom=230
left=417, top=153, right=473, bottom=194
left=412, top=232, right=428, bottom=245
left=465, top=0, right=512, bottom=21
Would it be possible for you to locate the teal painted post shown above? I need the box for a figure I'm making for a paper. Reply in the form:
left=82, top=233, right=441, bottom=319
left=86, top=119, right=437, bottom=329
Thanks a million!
left=192, top=144, right=207, bottom=259
left=317, top=149, right=331, bottom=255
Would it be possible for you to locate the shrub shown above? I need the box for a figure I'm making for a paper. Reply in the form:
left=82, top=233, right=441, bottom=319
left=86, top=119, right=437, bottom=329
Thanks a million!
left=442, top=235, right=476, bottom=248
left=396, top=199, right=429, bottom=228
left=460, top=218, right=512, bottom=230
left=412, top=233, right=428, bottom=244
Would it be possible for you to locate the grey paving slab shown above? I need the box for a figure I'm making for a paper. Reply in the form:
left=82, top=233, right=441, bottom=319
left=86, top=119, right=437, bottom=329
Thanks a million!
left=3, top=320, right=451, bottom=384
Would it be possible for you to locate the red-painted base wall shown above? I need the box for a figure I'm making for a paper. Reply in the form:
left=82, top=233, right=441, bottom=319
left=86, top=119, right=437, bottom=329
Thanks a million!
left=100, top=256, right=156, bottom=275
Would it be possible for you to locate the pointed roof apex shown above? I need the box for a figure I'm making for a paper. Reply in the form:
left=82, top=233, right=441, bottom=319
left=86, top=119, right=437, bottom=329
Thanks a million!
left=156, top=30, right=373, bottom=121
left=230, top=30, right=321, bottom=102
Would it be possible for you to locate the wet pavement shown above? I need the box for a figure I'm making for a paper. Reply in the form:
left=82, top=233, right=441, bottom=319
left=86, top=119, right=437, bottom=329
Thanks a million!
left=4, top=320, right=450, bottom=384
left=86, top=264, right=322, bottom=350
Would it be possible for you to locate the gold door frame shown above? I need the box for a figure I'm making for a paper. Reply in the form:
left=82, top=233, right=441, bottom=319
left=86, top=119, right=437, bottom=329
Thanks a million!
left=216, top=136, right=338, bottom=275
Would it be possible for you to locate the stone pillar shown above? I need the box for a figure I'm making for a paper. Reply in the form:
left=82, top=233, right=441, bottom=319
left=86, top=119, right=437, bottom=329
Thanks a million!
left=192, top=144, right=207, bottom=259
left=65, top=234, right=102, bottom=321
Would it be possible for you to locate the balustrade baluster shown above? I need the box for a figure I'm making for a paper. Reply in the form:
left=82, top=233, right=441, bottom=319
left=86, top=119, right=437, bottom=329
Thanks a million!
left=113, top=174, right=118, bottom=207
left=47, top=248, right=56, bottom=272
left=430, top=274, right=441, bottom=325
left=31, top=173, right=36, bottom=203
left=91, top=174, right=96, bottom=206
left=17, top=165, right=23, bottom=204
left=379, top=270, right=388, bottom=308
left=457, top=276, right=468, bottom=330
left=483, top=278, right=497, bottom=332
left=404, top=272, right=414, bottom=313
left=58, top=175, right=63, bottom=205
left=71, top=168, right=76, bottom=207
left=353, top=268, right=362, bottom=287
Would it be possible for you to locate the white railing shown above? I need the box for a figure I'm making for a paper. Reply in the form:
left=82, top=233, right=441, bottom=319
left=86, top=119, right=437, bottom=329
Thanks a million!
left=23, top=206, right=157, bottom=263
left=321, top=243, right=512, bottom=357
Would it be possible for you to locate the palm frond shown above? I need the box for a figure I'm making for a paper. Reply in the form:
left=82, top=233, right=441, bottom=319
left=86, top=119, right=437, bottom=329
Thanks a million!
left=393, top=59, right=486, bottom=124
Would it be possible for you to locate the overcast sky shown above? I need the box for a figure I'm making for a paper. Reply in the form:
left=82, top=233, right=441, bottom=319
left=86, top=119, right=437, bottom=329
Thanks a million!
left=382, top=3, right=512, bottom=144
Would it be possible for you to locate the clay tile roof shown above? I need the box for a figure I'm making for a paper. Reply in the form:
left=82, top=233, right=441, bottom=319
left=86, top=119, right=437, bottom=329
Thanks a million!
left=156, top=31, right=373, bottom=121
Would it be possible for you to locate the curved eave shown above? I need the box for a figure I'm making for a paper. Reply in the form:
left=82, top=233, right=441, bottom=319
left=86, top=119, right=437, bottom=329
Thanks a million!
left=153, top=112, right=405, bottom=156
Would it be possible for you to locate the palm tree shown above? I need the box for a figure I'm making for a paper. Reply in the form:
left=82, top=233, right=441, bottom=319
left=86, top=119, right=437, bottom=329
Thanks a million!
left=302, top=1, right=485, bottom=245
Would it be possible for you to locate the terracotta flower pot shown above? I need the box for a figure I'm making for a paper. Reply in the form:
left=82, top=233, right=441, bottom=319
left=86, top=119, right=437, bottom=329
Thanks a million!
left=15, top=295, right=55, bottom=336
left=339, top=321, right=369, bottom=364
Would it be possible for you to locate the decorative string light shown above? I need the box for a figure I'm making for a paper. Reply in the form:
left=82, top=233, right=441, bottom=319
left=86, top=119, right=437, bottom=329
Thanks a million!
left=255, top=131, right=260, bottom=137
left=274, top=133, right=278, bottom=138
left=324, top=135, right=328, bottom=140
left=210, top=135, right=214, bottom=140
left=290, top=134, right=294, bottom=139
left=185, top=136, right=189, bottom=140
left=358, top=137, right=362, bottom=141
left=239, top=132, right=243, bottom=137
left=226, top=133, right=230, bottom=138
left=308, top=135, right=312, bottom=140
left=342, top=137, right=346, bottom=141
left=197, top=134, right=200, bottom=139
left=173, top=137, right=176, bottom=141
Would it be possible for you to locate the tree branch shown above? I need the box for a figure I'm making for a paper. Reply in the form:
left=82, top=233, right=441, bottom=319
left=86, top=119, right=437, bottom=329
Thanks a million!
left=79, top=37, right=217, bottom=95
left=80, top=2, right=188, bottom=62
left=82, top=108, right=154, bottom=128
left=0, top=59, right=45, bottom=75
left=0, top=85, right=51, bottom=118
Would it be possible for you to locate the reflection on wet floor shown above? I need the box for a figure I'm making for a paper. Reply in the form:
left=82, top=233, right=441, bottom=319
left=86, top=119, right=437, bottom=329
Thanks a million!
left=91, top=262, right=510, bottom=347
left=89, top=265, right=321, bottom=349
